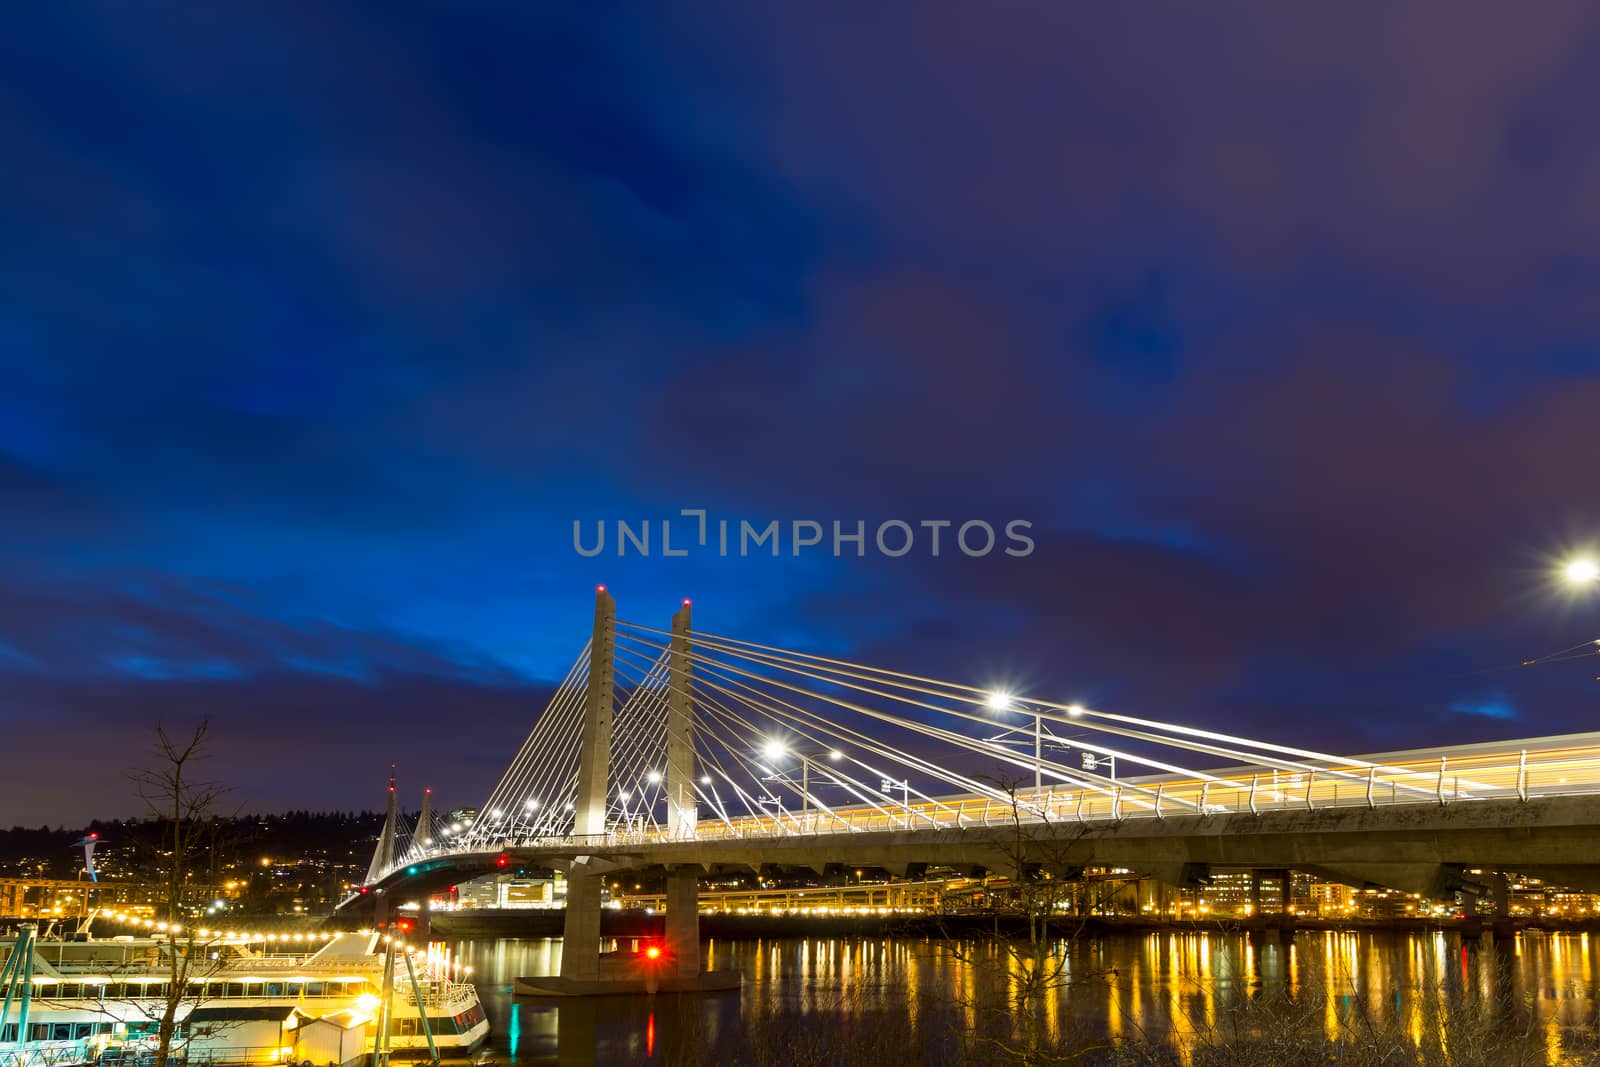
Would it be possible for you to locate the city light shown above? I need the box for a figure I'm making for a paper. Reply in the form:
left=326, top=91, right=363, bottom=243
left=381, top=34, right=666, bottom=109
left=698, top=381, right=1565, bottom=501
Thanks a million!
left=1564, top=557, right=1600, bottom=587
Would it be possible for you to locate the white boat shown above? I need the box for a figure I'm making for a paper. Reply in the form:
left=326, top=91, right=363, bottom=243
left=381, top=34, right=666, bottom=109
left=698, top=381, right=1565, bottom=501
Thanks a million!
left=0, top=927, right=488, bottom=1067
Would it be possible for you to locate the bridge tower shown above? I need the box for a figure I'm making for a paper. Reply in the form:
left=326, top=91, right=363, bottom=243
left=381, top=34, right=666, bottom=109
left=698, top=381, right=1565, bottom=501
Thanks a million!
left=561, top=585, right=616, bottom=982
left=364, top=768, right=399, bottom=885
left=664, top=598, right=701, bottom=976
left=416, top=787, right=432, bottom=858
left=666, top=599, right=697, bottom=838
left=572, top=586, right=616, bottom=838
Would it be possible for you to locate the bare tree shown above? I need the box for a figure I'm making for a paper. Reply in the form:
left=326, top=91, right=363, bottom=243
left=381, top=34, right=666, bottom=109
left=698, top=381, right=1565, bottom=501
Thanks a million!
left=938, top=773, right=1113, bottom=1065
left=127, top=722, right=233, bottom=1067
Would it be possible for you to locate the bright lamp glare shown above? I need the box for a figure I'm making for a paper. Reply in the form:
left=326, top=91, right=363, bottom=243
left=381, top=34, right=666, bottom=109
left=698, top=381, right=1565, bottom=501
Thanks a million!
left=762, top=740, right=787, bottom=761
left=1066, top=703, right=1087, bottom=717
left=646, top=770, right=662, bottom=784
left=985, top=691, right=1013, bottom=712
left=828, top=750, right=844, bottom=762
left=1564, top=558, right=1600, bottom=586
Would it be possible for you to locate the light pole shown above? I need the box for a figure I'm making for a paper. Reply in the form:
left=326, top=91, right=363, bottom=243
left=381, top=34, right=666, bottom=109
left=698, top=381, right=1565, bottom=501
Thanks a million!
left=759, top=740, right=846, bottom=827
left=1523, top=556, right=1600, bottom=676
left=983, top=692, right=1089, bottom=797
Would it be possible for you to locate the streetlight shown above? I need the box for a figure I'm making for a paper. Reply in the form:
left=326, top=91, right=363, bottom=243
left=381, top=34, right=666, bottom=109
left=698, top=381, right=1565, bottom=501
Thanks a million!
left=1564, top=557, right=1599, bottom=587
left=983, top=691, right=1085, bottom=797
left=759, top=739, right=847, bottom=826
left=1523, top=555, right=1600, bottom=675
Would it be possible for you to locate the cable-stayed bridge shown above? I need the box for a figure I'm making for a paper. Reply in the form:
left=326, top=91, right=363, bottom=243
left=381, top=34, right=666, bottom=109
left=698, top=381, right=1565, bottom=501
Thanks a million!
left=341, top=588, right=1600, bottom=991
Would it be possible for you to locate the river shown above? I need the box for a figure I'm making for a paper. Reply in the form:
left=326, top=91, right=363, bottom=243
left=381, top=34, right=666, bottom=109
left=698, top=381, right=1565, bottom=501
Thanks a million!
left=449, top=930, right=1600, bottom=1065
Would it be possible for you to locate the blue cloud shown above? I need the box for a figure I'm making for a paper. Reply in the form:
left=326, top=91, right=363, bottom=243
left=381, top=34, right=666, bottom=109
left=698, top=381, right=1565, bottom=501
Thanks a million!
left=1448, top=695, right=1518, bottom=721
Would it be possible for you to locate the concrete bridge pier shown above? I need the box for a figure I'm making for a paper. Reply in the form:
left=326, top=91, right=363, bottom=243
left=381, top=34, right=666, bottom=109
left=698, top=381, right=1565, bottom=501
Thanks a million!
left=1250, top=868, right=1291, bottom=915
left=1489, top=871, right=1510, bottom=919
left=559, top=860, right=604, bottom=982
left=665, top=867, right=700, bottom=977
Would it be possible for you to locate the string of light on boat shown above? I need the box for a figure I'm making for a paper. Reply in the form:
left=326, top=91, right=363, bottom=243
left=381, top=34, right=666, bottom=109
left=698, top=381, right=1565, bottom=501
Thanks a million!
left=94, top=908, right=474, bottom=971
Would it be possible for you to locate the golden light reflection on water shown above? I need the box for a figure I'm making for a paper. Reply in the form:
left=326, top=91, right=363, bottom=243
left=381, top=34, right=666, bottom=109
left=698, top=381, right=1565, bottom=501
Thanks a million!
left=451, top=930, right=1600, bottom=1064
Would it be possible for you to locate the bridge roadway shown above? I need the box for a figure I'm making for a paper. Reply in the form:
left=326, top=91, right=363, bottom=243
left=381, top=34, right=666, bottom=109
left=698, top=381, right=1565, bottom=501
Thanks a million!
left=344, top=731, right=1600, bottom=912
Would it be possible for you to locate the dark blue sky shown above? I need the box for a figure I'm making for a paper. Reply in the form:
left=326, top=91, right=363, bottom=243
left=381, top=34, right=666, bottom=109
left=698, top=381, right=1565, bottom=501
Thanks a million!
left=4, top=5, right=1600, bottom=825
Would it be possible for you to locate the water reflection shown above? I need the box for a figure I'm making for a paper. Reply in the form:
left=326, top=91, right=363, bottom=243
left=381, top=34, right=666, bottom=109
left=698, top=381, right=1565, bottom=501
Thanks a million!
left=452, top=930, right=1600, bottom=1064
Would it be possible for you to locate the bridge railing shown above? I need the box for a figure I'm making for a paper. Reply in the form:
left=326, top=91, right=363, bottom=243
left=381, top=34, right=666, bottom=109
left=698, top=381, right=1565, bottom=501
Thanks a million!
left=361, top=745, right=1600, bottom=885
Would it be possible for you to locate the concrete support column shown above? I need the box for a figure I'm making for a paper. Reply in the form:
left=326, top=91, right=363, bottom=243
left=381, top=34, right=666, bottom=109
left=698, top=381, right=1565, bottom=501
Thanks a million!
left=666, top=601, right=697, bottom=839
left=666, top=867, right=701, bottom=977
left=573, top=587, right=616, bottom=839
left=1490, top=872, right=1511, bottom=919
left=560, top=862, right=603, bottom=981
left=1270, top=869, right=1291, bottom=913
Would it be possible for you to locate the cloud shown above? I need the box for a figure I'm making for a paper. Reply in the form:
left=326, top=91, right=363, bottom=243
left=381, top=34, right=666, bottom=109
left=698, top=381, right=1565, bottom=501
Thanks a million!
left=0, top=669, right=552, bottom=827
left=3, top=3, right=1600, bottom=822
left=1448, top=694, right=1519, bottom=721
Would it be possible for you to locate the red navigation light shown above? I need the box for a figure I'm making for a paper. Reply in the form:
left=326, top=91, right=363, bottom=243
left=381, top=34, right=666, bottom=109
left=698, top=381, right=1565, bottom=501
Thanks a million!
left=396, top=919, right=414, bottom=933
left=596, top=584, right=607, bottom=593
left=682, top=598, right=691, bottom=606
left=644, top=944, right=662, bottom=961
left=358, top=886, right=371, bottom=895
left=89, top=832, right=98, bottom=840
left=496, top=854, right=511, bottom=868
